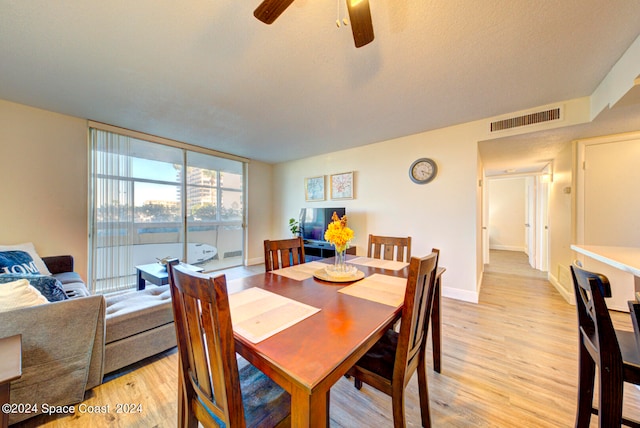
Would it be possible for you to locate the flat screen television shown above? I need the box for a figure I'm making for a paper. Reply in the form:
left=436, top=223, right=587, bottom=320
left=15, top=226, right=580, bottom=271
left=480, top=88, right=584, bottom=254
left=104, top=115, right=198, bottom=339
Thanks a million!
left=299, top=207, right=345, bottom=243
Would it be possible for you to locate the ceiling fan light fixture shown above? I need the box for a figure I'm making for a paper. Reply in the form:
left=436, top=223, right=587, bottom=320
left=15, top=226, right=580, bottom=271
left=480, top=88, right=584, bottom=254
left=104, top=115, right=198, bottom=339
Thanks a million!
left=346, top=0, right=374, bottom=48
left=254, top=0, right=374, bottom=48
left=254, top=0, right=295, bottom=24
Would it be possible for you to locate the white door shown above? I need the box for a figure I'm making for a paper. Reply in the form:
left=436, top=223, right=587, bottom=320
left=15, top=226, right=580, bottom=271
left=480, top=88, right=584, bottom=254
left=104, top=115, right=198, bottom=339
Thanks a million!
left=525, top=177, right=536, bottom=268
left=536, top=176, right=549, bottom=271
left=483, top=176, right=490, bottom=266
left=577, top=135, right=640, bottom=310
left=583, top=138, right=640, bottom=246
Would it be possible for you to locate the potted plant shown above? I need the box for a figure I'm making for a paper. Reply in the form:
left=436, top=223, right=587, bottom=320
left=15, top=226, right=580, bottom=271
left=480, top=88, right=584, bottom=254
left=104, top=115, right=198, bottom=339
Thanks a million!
left=289, top=218, right=300, bottom=237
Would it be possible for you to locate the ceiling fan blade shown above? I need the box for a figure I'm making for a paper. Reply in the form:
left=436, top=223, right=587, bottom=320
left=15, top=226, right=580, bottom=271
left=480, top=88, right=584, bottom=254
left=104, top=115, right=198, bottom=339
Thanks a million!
left=254, top=0, right=296, bottom=25
left=346, top=0, right=374, bottom=48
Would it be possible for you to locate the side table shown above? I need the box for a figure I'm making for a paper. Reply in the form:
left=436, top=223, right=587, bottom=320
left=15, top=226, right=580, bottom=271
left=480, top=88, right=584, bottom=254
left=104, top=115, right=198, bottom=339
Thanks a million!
left=0, top=334, right=22, bottom=428
left=136, top=262, right=204, bottom=291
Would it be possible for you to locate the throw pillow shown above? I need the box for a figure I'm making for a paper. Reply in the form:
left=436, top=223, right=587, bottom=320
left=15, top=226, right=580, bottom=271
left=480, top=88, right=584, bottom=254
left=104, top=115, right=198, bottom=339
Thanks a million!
left=0, top=274, right=68, bottom=302
left=0, top=250, right=40, bottom=274
left=0, top=242, right=52, bottom=276
left=0, top=278, right=48, bottom=312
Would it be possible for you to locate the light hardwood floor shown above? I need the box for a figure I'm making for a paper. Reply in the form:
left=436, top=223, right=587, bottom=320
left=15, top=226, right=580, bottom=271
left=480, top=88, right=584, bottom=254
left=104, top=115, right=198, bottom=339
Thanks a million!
left=13, top=251, right=640, bottom=427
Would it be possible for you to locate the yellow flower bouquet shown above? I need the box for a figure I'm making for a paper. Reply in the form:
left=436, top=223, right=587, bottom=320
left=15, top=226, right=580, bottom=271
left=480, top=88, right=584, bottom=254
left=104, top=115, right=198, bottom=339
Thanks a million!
left=324, top=212, right=356, bottom=276
left=324, top=212, right=354, bottom=253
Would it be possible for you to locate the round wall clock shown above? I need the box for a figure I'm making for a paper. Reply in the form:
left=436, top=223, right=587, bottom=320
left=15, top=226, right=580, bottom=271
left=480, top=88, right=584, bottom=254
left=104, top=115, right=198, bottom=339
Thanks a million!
left=409, top=158, right=438, bottom=184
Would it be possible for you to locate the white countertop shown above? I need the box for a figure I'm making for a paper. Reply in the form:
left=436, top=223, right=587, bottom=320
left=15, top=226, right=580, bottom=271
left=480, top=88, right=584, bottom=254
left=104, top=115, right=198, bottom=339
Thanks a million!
left=571, top=245, right=640, bottom=277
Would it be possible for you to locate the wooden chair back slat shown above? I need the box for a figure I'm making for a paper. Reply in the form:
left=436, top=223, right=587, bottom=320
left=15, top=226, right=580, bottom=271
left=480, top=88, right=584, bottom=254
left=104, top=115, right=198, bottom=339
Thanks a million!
left=569, top=261, right=640, bottom=427
left=396, top=251, right=438, bottom=382
left=264, top=237, right=306, bottom=272
left=367, top=234, right=412, bottom=262
left=168, top=264, right=246, bottom=427
left=347, top=250, right=439, bottom=427
left=571, top=262, right=620, bottom=365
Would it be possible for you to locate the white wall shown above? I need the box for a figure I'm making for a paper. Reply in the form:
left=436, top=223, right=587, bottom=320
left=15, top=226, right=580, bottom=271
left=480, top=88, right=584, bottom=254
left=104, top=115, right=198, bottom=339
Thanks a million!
left=0, top=99, right=89, bottom=278
left=274, top=121, right=485, bottom=302
left=488, top=177, right=526, bottom=251
left=547, top=142, right=575, bottom=302
left=246, top=160, right=273, bottom=265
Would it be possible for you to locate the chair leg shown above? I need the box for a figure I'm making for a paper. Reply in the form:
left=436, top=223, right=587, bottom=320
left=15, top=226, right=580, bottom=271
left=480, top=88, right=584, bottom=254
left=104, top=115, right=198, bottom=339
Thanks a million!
left=575, top=344, right=596, bottom=428
left=354, top=377, right=363, bottom=390
left=178, top=367, right=198, bottom=428
left=417, top=350, right=432, bottom=428
left=391, top=385, right=407, bottom=428
left=597, top=362, right=624, bottom=428
left=178, top=369, right=187, bottom=428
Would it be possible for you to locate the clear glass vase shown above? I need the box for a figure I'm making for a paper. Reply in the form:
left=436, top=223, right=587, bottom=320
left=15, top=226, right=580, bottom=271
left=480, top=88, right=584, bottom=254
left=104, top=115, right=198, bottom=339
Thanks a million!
left=334, top=248, right=347, bottom=272
left=325, top=246, right=356, bottom=278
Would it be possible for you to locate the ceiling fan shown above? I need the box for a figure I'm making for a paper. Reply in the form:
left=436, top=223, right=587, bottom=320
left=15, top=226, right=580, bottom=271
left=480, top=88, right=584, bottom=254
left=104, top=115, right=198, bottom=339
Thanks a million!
left=254, top=0, right=374, bottom=48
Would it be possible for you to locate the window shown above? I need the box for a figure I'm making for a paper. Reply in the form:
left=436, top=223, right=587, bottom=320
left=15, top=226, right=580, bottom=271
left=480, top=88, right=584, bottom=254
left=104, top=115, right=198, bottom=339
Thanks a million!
left=89, top=127, right=246, bottom=294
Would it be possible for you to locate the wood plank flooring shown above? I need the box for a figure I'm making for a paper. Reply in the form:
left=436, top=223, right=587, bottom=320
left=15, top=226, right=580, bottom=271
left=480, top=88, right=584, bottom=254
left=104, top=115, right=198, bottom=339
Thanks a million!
left=12, top=251, right=640, bottom=427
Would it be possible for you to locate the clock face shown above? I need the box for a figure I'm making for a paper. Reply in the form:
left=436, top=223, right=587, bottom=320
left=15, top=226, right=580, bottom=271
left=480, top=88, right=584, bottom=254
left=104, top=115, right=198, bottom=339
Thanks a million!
left=409, top=158, right=437, bottom=184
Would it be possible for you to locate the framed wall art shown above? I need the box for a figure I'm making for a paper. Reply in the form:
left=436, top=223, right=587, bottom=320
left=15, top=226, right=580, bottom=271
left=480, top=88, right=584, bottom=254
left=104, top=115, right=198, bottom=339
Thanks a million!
left=330, top=171, right=354, bottom=200
left=305, top=175, right=325, bottom=201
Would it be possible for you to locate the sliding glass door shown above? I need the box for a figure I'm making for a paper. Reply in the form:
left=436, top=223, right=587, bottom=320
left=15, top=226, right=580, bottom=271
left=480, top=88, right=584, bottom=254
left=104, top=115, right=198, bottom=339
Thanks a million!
left=89, top=128, right=245, bottom=294
left=185, top=153, right=244, bottom=271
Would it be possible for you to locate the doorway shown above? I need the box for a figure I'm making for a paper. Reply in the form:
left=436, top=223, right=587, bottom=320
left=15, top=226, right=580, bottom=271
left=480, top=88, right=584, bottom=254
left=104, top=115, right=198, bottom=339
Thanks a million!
left=484, top=174, right=549, bottom=272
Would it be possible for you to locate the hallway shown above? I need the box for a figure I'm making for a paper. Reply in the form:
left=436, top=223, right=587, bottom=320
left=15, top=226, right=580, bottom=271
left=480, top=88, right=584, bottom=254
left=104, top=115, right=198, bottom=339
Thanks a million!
left=485, top=249, right=548, bottom=279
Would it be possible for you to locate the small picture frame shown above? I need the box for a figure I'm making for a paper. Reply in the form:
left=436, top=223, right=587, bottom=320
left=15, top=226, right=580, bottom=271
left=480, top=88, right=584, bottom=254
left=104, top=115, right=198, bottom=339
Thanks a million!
left=330, top=171, right=354, bottom=200
left=305, top=176, right=325, bottom=201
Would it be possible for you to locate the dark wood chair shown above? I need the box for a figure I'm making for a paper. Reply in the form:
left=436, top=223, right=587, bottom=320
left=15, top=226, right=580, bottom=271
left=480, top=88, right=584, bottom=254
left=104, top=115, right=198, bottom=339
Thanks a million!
left=263, top=237, right=306, bottom=272
left=346, top=252, right=439, bottom=428
left=430, top=248, right=445, bottom=373
left=167, top=264, right=291, bottom=428
left=571, top=261, right=640, bottom=428
left=367, top=234, right=412, bottom=262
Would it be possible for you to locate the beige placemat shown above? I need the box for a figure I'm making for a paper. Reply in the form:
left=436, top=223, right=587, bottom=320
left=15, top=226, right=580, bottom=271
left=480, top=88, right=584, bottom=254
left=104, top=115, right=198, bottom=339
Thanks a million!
left=271, top=261, right=329, bottom=281
left=338, top=273, right=407, bottom=307
left=228, top=287, right=320, bottom=343
left=348, top=257, right=409, bottom=271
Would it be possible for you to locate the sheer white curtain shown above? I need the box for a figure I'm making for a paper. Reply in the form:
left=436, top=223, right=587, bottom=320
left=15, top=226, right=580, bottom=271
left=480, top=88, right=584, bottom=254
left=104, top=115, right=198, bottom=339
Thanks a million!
left=89, top=129, right=136, bottom=294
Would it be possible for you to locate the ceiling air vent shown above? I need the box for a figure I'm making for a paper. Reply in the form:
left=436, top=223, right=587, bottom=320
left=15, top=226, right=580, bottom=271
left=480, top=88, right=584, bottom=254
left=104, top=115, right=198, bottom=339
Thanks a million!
left=490, top=107, right=562, bottom=133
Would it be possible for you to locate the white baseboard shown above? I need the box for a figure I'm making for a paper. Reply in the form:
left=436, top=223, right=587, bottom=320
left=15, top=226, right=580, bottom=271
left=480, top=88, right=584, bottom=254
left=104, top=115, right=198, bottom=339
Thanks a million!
left=548, top=272, right=575, bottom=305
left=442, top=285, right=479, bottom=304
left=246, top=257, right=264, bottom=266
left=489, top=245, right=527, bottom=252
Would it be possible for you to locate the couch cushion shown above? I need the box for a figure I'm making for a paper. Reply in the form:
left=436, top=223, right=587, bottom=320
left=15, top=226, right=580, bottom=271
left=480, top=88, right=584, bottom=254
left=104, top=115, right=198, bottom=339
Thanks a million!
left=105, top=285, right=174, bottom=343
left=52, top=271, right=83, bottom=285
left=51, top=272, right=91, bottom=298
left=0, top=273, right=68, bottom=302
left=0, top=242, right=51, bottom=275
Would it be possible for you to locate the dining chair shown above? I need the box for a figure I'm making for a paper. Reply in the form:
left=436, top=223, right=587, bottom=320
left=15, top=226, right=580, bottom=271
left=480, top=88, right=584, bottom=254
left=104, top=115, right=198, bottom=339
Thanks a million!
left=571, top=261, right=640, bottom=428
left=346, top=252, right=439, bottom=428
left=367, top=234, right=412, bottom=262
left=167, top=264, right=291, bottom=428
left=263, top=237, right=306, bottom=272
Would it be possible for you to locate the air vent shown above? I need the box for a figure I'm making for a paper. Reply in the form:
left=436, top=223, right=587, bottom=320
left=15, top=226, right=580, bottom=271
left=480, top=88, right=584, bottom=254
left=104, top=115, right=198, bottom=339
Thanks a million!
left=490, top=107, right=562, bottom=132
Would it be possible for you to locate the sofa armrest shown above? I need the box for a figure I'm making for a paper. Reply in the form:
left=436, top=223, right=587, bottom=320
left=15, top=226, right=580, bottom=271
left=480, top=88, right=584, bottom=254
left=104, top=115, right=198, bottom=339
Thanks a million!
left=0, top=295, right=105, bottom=424
left=42, top=255, right=74, bottom=274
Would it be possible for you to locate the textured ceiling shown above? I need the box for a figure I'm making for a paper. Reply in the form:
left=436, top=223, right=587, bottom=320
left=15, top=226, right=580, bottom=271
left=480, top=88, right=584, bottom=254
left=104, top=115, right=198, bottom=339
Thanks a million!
left=1, top=0, right=639, bottom=170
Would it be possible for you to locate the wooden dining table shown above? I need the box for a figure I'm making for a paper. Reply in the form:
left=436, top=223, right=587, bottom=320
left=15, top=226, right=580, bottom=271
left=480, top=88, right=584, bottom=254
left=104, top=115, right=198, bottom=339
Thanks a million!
left=225, top=257, right=443, bottom=427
